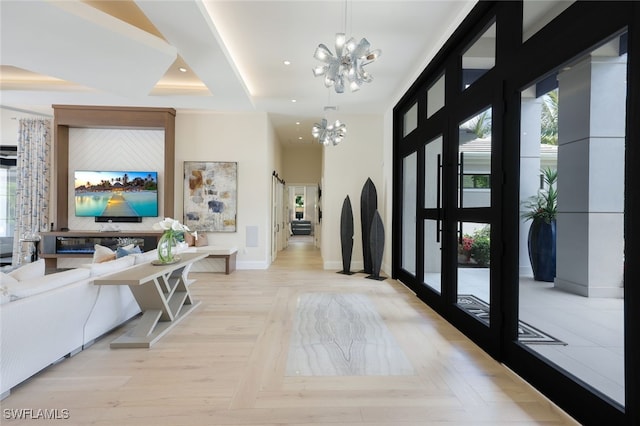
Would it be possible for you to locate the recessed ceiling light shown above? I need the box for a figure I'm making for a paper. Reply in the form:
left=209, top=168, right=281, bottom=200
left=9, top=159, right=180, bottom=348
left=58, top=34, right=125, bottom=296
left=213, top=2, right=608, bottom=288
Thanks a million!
left=296, top=121, right=300, bottom=125
left=291, top=99, right=297, bottom=103
left=283, top=60, right=291, bottom=66
left=178, top=67, right=187, bottom=73
left=298, top=136, right=303, bottom=140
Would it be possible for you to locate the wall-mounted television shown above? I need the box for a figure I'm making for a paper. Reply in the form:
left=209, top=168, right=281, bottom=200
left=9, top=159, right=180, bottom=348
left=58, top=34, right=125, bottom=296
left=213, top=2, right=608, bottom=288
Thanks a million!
left=74, top=170, right=159, bottom=220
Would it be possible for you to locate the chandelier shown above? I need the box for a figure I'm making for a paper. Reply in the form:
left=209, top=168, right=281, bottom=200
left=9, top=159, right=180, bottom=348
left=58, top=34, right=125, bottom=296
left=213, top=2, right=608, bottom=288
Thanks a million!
left=312, top=114, right=347, bottom=146
left=313, top=33, right=381, bottom=93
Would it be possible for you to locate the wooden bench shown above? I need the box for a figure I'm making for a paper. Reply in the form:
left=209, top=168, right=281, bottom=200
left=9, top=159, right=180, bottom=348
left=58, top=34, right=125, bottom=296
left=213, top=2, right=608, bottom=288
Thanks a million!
left=188, top=246, right=237, bottom=274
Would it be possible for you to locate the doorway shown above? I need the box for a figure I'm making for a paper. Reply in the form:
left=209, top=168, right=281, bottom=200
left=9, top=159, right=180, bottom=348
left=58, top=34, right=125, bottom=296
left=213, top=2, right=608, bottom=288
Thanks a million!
left=287, top=184, right=319, bottom=246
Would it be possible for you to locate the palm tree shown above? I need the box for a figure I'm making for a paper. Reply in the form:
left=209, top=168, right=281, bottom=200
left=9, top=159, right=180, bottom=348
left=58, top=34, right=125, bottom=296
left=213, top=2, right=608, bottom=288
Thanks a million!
left=462, top=110, right=491, bottom=138
left=541, top=89, right=558, bottom=145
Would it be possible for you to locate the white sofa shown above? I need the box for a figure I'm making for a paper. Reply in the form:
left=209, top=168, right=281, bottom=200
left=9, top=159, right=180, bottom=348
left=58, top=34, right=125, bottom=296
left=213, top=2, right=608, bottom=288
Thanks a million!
left=0, top=249, right=159, bottom=399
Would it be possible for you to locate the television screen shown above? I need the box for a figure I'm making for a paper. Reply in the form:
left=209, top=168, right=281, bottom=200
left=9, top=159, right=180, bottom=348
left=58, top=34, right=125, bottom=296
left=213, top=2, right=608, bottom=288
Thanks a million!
left=74, top=170, right=159, bottom=218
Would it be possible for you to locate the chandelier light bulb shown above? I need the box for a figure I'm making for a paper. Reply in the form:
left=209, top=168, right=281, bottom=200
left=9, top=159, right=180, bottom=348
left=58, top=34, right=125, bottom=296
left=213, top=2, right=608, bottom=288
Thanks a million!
left=312, top=32, right=381, bottom=93
left=311, top=117, right=347, bottom=146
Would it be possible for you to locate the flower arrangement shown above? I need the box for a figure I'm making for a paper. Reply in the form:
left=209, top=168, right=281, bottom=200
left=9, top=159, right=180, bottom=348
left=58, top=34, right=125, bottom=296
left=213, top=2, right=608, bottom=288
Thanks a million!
left=521, top=167, right=558, bottom=224
left=153, top=217, right=190, bottom=240
left=152, top=217, right=191, bottom=264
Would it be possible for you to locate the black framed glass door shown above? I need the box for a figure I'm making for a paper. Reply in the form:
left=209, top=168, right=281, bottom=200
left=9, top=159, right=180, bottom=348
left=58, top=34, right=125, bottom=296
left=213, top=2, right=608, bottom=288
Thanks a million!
left=393, top=2, right=639, bottom=424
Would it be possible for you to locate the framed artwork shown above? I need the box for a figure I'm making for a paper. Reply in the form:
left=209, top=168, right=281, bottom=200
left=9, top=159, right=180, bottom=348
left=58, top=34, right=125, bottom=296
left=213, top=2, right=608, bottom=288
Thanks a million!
left=183, top=161, right=237, bottom=232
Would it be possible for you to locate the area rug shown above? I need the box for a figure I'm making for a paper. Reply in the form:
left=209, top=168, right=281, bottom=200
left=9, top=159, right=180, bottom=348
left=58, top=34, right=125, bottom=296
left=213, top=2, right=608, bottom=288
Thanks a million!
left=457, top=294, right=567, bottom=345
left=286, top=293, right=415, bottom=376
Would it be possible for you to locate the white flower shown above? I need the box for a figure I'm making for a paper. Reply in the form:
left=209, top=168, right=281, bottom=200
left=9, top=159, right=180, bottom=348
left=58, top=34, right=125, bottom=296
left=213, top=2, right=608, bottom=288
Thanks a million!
left=153, top=217, right=189, bottom=233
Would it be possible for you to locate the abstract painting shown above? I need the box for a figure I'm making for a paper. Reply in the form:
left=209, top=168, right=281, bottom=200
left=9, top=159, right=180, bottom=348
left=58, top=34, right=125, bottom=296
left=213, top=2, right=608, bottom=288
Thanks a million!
left=183, top=161, right=237, bottom=232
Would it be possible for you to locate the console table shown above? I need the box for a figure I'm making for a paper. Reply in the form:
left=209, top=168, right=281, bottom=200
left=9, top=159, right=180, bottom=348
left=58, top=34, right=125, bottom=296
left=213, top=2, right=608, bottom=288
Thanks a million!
left=94, top=252, right=208, bottom=348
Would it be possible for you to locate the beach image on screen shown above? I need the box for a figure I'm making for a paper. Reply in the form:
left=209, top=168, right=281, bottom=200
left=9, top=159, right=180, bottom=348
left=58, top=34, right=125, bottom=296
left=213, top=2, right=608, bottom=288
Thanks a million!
left=74, top=171, right=158, bottom=217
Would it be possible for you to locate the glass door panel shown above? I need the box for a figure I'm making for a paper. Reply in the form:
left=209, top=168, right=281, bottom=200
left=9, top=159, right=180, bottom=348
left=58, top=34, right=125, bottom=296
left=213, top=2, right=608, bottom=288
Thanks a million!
left=518, top=31, right=626, bottom=406
left=403, top=102, right=418, bottom=137
left=461, top=22, right=496, bottom=90
left=423, top=219, right=441, bottom=293
left=423, top=136, right=443, bottom=292
left=457, top=222, right=491, bottom=324
left=424, top=136, right=443, bottom=209
left=427, top=74, right=445, bottom=118
left=459, top=107, right=492, bottom=208
left=402, top=152, right=417, bottom=275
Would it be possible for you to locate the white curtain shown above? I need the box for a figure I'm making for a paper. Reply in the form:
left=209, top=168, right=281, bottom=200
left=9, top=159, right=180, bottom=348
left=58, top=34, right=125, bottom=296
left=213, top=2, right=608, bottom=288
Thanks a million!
left=12, top=118, right=51, bottom=265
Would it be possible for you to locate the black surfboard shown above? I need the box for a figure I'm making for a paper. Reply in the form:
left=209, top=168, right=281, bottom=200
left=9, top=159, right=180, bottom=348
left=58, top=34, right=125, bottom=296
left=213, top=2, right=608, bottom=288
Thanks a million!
left=338, top=195, right=354, bottom=275
left=366, top=210, right=386, bottom=281
left=360, top=178, right=377, bottom=274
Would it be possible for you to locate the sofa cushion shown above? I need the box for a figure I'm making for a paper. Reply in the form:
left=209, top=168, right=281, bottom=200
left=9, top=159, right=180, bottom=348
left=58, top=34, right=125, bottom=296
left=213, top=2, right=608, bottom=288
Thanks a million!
left=8, top=259, right=45, bottom=281
left=87, top=255, right=136, bottom=277
left=93, top=244, right=116, bottom=263
left=0, top=286, right=9, bottom=304
left=7, top=268, right=91, bottom=300
left=1, top=271, right=19, bottom=286
left=0, top=272, right=18, bottom=304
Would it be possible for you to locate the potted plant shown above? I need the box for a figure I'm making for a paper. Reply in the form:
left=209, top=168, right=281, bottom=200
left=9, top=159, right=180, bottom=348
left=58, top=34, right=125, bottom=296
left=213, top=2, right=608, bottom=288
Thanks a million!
left=521, top=167, right=557, bottom=281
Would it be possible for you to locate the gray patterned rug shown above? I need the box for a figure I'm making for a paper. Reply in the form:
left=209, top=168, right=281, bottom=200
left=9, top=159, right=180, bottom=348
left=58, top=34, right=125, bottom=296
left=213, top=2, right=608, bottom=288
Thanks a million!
left=457, top=294, right=567, bottom=345
left=286, top=293, right=415, bottom=376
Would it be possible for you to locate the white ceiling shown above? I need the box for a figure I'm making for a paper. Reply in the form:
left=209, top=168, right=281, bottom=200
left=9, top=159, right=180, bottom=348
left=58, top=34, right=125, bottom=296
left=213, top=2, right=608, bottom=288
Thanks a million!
left=0, top=0, right=477, bottom=145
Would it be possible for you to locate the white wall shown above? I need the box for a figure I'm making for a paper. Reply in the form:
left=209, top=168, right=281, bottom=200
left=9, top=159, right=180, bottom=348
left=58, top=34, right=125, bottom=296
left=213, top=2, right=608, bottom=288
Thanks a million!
left=282, top=145, right=322, bottom=184
left=321, top=114, right=384, bottom=271
left=175, top=111, right=273, bottom=269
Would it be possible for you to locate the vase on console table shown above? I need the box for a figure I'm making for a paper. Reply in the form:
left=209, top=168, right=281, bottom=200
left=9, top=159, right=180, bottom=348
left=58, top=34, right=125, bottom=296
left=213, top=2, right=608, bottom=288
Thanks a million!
left=157, top=231, right=178, bottom=264
left=153, top=218, right=190, bottom=265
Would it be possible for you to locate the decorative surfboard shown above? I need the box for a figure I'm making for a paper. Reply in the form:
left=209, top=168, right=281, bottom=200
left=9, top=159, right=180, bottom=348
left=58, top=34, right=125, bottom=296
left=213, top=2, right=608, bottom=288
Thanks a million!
left=360, top=178, right=377, bottom=274
left=366, top=210, right=386, bottom=281
left=338, top=195, right=355, bottom=275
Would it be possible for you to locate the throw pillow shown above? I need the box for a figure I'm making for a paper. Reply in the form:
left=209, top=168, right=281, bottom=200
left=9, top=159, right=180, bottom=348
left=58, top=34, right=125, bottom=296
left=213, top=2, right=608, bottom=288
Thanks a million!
left=116, top=245, right=142, bottom=258
left=93, top=244, right=116, bottom=263
left=184, top=232, right=195, bottom=246
left=132, top=249, right=158, bottom=265
left=194, top=232, right=209, bottom=247
left=8, top=259, right=45, bottom=281
left=88, top=255, right=135, bottom=277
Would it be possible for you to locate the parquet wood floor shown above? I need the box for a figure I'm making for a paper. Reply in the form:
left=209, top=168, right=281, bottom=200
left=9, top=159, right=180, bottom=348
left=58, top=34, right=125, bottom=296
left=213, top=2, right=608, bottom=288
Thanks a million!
left=1, top=238, right=579, bottom=425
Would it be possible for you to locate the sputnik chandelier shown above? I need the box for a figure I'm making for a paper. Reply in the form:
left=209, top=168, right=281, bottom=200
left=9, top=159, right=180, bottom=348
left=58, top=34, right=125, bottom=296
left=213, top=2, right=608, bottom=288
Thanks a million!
left=312, top=1, right=381, bottom=93
left=312, top=107, right=347, bottom=146
left=313, top=33, right=381, bottom=93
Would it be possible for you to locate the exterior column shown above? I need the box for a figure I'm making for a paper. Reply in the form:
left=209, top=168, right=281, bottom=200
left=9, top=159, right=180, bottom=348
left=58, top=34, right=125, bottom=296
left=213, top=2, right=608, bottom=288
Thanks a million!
left=519, top=93, right=543, bottom=276
left=555, top=55, right=626, bottom=298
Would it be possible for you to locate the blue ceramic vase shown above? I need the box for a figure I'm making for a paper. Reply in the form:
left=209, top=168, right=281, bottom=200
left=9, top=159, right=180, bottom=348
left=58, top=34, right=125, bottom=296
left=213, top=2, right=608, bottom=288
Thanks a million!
left=527, top=219, right=556, bottom=282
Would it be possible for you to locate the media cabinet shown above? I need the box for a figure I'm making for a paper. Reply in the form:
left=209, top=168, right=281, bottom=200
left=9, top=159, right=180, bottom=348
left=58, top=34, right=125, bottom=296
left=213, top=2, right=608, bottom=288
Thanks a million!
left=39, top=231, right=163, bottom=269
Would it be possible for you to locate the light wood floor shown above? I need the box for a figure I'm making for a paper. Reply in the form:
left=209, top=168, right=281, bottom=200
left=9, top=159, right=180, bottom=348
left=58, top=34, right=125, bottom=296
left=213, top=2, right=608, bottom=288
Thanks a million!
left=1, top=237, right=579, bottom=425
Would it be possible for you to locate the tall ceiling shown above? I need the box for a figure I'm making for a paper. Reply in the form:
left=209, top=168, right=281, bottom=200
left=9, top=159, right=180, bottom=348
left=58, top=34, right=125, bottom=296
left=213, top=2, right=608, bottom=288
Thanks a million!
left=0, top=0, right=477, bottom=145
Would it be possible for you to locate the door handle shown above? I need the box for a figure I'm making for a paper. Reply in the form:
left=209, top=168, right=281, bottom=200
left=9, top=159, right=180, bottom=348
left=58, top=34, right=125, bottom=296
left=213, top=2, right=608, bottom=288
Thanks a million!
left=459, top=151, right=464, bottom=209
left=436, top=153, right=442, bottom=243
